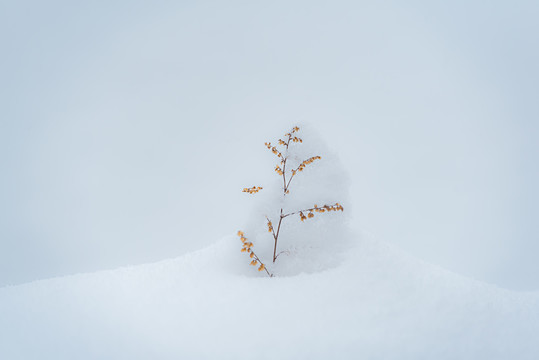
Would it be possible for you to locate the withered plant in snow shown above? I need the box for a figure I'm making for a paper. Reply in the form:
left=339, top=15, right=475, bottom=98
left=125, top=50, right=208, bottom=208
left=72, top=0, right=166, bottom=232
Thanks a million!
left=238, top=126, right=343, bottom=277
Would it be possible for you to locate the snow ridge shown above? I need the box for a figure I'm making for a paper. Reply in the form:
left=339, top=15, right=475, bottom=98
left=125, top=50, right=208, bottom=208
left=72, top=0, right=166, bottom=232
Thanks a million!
left=1, top=234, right=538, bottom=360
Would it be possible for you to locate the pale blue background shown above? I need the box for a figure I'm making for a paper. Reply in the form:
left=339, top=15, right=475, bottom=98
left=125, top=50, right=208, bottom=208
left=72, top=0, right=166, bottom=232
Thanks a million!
left=1, top=0, right=538, bottom=289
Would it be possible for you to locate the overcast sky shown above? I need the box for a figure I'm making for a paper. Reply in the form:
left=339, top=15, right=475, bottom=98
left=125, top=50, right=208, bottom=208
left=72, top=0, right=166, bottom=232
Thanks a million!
left=1, top=0, right=538, bottom=290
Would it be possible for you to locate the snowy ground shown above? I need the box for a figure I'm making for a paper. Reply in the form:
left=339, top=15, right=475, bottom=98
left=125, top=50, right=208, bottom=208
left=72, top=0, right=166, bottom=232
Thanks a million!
left=1, top=233, right=538, bottom=360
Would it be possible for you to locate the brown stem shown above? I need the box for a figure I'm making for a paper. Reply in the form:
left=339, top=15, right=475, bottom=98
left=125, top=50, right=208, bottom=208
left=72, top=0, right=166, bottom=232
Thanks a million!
left=273, top=209, right=284, bottom=263
left=266, top=216, right=277, bottom=240
left=271, top=130, right=297, bottom=263
left=282, top=133, right=293, bottom=193
left=284, top=132, right=292, bottom=149
left=285, top=171, right=295, bottom=190
left=249, top=249, right=273, bottom=277
left=286, top=156, right=321, bottom=190
left=282, top=158, right=287, bottom=191
left=274, top=250, right=289, bottom=261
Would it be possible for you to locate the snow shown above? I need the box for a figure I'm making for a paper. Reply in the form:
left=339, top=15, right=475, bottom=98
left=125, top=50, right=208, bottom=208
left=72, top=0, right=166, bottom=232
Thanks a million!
left=1, top=126, right=538, bottom=359
left=1, top=234, right=538, bottom=359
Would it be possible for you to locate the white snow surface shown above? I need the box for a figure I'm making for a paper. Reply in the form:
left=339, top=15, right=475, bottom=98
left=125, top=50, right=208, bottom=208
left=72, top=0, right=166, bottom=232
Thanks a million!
left=2, top=127, right=538, bottom=358
left=1, top=234, right=538, bottom=360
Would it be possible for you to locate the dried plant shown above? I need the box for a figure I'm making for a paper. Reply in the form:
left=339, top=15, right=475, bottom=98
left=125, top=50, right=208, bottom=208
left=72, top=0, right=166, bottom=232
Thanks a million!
left=238, top=231, right=273, bottom=277
left=238, top=126, right=343, bottom=276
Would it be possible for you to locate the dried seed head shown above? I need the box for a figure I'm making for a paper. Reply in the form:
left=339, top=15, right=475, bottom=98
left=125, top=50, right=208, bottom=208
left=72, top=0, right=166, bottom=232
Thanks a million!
left=242, top=186, right=263, bottom=194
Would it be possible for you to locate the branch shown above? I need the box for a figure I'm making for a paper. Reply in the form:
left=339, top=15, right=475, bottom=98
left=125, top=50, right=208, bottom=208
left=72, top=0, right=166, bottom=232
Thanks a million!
left=266, top=216, right=277, bottom=240
left=249, top=248, right=273, bottom=277
left=281, top=132, right=293, bottom=192
left=285, top=155, right=322, bottom=191
left=242, top=186, right=263, bottom=194
left=274, top=250, right=290, bottom=261
left=238, top=231, right=273, bottom=277
left=282, top=203, right=344, bottom=219
left=272, top=127, right=302, bottom=194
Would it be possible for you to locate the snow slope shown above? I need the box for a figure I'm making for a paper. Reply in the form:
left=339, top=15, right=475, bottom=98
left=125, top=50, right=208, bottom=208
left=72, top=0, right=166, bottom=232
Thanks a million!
left=1, top=234, right=538, bottom=360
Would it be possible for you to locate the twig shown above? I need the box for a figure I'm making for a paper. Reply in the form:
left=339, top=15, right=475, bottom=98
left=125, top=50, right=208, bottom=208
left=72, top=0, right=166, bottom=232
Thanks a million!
left=249, top=248, right=273, bottom=277
left=282, top=203, right=343, bottom=218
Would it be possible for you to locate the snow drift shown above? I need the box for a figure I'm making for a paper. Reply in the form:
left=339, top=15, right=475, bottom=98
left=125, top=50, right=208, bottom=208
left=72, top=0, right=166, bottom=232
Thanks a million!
left=1, top=127, right=537, bottom=359
left=1, top=234, right=538, bottom=360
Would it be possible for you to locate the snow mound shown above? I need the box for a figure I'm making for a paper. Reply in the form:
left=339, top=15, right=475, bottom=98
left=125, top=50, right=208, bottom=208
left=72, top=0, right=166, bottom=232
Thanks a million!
left=1, top=234, right=538, bottom=360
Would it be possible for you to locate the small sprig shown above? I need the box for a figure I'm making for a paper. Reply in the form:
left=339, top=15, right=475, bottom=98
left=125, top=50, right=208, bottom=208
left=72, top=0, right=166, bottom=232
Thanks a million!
left=284, top=126, right=300, bottom=138
left=291, top=203, right=344, bottom=222
left=269, top=127, right=300, bottom=154
left=238, top=231, right=273, bottom=277
left=267, top=220, right=273, bottom=233
left=291, top=156, right=321, bottom=176
left=265, top=142, right=283, bottom=160
left=242, top=186, right=263, bottom=194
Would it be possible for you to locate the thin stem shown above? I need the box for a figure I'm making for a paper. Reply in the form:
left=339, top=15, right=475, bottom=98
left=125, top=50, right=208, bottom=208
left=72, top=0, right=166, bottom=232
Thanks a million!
left=273, top=209, right=284, bottom=263
left=285, top=161, right=306, bottom=189
left=266, top=216, right=277, bottom=240
left=282, top=133, right=293, bottom=193
left=286, top=156, right=321, bottom=191
left=285, top=171, right=295, bottom=190
left=274, top=250, right=289, bottom=261
left=271, top=129, right=299, bottom=264
left=282, top=158, right=287, bottom=191
left=249, top=249, right=273, bottom=277
left=284, top=132, right=292, bottom=150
